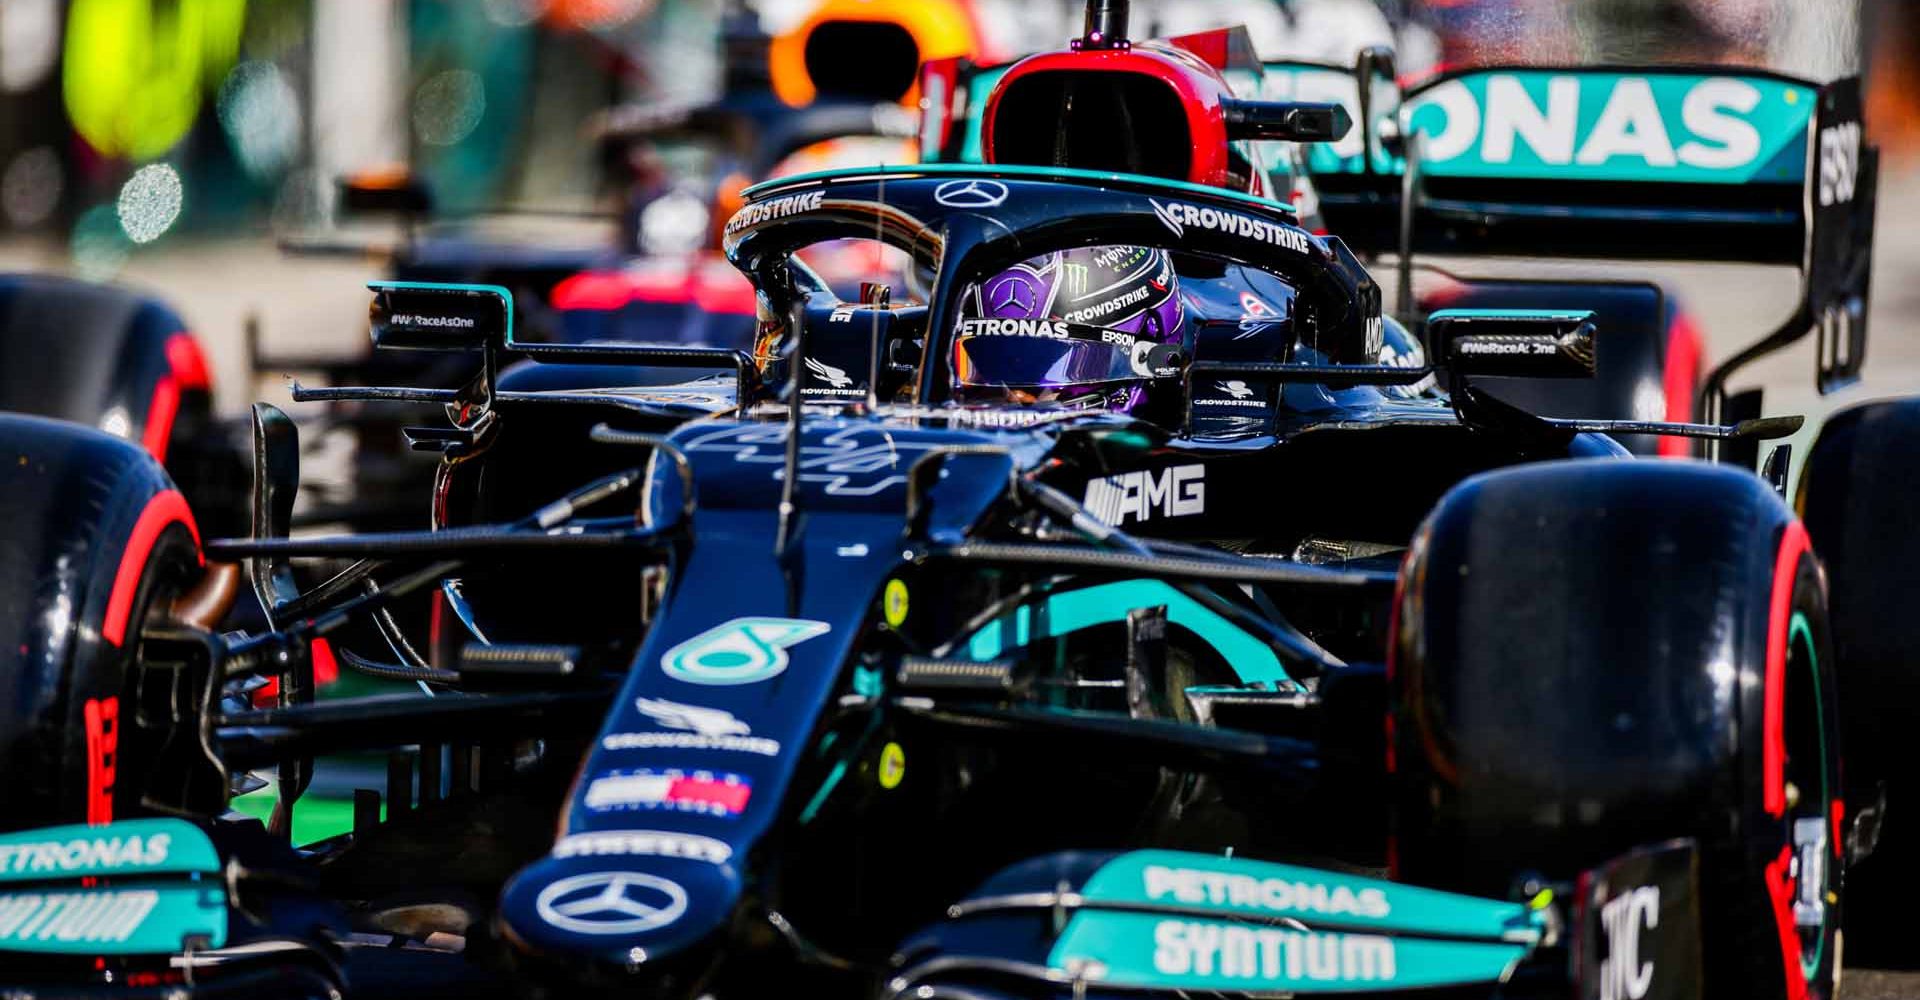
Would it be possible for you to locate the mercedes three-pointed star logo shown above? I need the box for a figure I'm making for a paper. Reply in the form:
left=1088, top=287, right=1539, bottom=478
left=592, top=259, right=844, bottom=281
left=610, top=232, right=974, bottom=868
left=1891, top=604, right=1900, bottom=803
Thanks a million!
left=934, top=179, right=1010, bottom=209
left=536, top=871, right=689, bottom=935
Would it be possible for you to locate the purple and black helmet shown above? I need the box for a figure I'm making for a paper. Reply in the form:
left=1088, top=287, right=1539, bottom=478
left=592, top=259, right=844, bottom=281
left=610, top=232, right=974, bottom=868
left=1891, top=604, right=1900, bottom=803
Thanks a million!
left=953, top=245, right=1185, bottom=411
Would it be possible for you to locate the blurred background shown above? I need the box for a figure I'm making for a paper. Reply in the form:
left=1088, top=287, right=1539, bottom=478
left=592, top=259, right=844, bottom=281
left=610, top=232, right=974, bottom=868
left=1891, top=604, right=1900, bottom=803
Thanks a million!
left=0, top=0, right=1907, bottom=421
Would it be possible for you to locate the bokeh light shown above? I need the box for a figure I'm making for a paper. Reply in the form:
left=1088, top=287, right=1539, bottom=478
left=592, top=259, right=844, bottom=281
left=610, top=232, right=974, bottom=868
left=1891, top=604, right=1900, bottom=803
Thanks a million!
left=62, top=0, right=246, bottom=160
left=483, top=0, right=550, bottom=29
left=547, top=0, right=650, bottom=31
left=217, top=61, right=302, bottom=178
left=1, top=147, right=62, bottom=227
left=270, top=167, right=326, bottom=234
left=413, top=69, right=487, bottom=146
left=0, top=0, right=59, bottom=93
left=116, top=163, right=184, bottom=244
left=71, top=204, right=131, bottom=280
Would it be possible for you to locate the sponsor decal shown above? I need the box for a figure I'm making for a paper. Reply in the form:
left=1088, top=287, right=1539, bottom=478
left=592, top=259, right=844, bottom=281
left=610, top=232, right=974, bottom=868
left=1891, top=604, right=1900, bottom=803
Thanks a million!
left=660, top=616, right=830, bottom=686
left=0, top=834, right=170, bottom=877
left=1145, top=864, right=1391, bottom=919
left=681, top=424, right=925, bottom=497
left=585, top=769, right=752, bottom=818
left=601, top=698, right=780, bottom=756
left=1378, top=338, right=1438, bottom=396
left=724, top=190, right=825, bottom=234
left=1062, top=284, right=1154, bottom=324
left=1061, top=261, right=1090, bottom=296
left=987, top=268, right=1046, bottom=313
left=1405, top=72, right=1815, bottom=184
left=1082, top=465, right=1205, bottom=526
left=1197, top=379, right=1266, bottom=410
left=1235, top=291, right=1282, bottom=339
left=828, top=303, right=857, bottom=323
left=1598, top=886, right=1658, bottom=1000
left=1154, top=922, right=1397, bottom=983
left=552, top=830, right=733, bottom=865
left=1454, top=336, right=1566, bottom=356
left=389, top=314, right=475, bottom=329
left=1818, top=121, right=1861, bottom=206
left=1049, top=909, right=1530, bottom=992
left=1149, top=199, right=1313, bottom=254
left=932, top=178, right=1009, bottom=208
left=958, top=317, right=1070, bottom=339
left=536, top=871, right=688, bottom=935
left=1093, top=245, right=1151, bottom=271
left=802, top=356, right=862, bottom=397
left=0, top=890, right=160, bottom=946
left=1575, top=841, right=1698, bottom=1000
left=935, top=407, right=1071, bottom=429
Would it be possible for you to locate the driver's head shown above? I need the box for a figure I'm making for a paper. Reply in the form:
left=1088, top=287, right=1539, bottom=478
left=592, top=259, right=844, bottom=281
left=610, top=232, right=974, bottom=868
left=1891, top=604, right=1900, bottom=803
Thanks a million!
left=953, top=245, right=1184, bottom=412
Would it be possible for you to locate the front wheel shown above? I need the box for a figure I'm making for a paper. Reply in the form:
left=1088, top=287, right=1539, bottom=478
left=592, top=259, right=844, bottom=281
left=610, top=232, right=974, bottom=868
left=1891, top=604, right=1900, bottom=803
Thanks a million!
left=0, top=414, right=213, bottom=829
left=1392, top=459, right=1841, bottom=1000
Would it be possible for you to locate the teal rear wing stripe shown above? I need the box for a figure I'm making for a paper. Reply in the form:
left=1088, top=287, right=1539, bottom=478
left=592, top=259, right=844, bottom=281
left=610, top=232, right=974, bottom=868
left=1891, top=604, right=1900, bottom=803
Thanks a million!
left=1308, top=66, right=1870, bottom=269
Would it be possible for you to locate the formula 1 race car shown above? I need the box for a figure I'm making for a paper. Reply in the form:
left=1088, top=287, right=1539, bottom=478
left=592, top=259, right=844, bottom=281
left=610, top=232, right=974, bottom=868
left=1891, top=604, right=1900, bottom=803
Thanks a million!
left=0, top=6, right=1887, bottom=999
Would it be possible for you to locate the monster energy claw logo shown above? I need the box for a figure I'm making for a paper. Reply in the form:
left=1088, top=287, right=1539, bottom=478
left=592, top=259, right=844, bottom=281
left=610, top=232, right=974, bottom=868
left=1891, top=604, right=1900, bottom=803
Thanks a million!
left=660, top=617, right=832, bottom=686
left=1062, top=262, right=1089, bottom=296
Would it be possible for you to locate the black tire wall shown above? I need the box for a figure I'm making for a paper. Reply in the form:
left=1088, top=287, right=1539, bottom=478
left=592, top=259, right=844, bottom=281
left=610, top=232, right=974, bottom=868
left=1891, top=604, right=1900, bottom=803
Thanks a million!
left=1394, top=459, right=1841, bottom=1000
left=0, top=414, right=205, bottom=829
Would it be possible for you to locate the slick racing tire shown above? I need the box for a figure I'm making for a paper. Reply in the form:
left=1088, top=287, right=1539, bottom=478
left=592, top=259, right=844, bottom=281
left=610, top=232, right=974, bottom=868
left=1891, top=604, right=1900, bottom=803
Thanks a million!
left=1798, top=397, right=1920, bottom=959
left=0, top=273, right=245, bottom=537
left=1393, top=459, right=1840, bottom=1000
left=0, top=414, right=208, bottom=830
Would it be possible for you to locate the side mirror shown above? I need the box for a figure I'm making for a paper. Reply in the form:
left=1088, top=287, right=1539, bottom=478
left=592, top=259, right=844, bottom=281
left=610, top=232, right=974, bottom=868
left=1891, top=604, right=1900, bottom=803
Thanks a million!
left=368, top=282, right=511, bottom=351
left=1427, top=309, right=1597, bottom=378
left=338, top=168, right=434, bottom=216
left=1221, top=99, right=1353, bottom=143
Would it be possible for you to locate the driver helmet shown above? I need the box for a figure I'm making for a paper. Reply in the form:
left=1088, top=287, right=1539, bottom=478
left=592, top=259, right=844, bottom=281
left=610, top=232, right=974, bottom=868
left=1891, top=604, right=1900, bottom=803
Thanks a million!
left=953, top=244, right=1184, bottom=412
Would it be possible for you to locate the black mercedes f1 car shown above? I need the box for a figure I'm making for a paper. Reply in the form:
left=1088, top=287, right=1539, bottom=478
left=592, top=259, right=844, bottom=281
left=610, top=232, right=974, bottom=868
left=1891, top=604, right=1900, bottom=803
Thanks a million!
left=0, top=6, right=1896, bottom=999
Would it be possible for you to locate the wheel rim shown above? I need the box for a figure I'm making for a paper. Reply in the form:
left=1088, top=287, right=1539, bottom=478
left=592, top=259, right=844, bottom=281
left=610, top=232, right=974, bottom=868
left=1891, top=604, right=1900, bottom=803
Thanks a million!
left=1782, top=609, right=1834, bottom=982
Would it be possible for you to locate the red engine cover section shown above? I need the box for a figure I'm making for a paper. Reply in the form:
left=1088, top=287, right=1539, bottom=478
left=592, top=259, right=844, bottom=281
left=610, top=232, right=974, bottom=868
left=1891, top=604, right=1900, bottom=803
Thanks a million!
left=981, top=41, right=1245, bottom=191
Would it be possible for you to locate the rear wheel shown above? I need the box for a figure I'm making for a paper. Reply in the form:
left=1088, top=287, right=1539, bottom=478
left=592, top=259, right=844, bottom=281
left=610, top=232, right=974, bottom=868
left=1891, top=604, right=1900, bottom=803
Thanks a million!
left=1393, top=459, right=1840, bottom=1000
left=1798, top=396, right=1920, bottom=960
left=0, top=414, right=211, bottom=829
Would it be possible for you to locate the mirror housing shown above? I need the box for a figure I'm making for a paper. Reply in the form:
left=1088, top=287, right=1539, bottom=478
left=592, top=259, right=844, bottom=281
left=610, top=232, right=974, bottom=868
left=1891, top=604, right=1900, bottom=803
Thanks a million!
left=1427, top=309, right=1597, bottom=378
left=1220, top=99, right=1352, bottom=143
left=368, top=282, right=511, bottom=351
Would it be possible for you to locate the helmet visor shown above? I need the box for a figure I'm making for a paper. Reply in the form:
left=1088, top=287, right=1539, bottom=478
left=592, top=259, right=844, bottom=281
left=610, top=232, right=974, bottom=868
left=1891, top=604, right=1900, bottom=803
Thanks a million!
left=952, top=326, right=1143, bottom=390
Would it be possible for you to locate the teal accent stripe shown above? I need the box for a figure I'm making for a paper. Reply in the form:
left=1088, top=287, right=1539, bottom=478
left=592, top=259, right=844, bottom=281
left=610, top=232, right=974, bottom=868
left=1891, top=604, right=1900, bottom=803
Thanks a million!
left=1049, top=911, right=1530, bottom=992
left=1428, top=309, right=1591, bottom=320
left=0, top=819, right=220, bottom=881
left=740, top=162, right=1297, bottom=218
left=1788, top=609, right=1830, bottom=980
left=964, top=580, right=1290, bottom=685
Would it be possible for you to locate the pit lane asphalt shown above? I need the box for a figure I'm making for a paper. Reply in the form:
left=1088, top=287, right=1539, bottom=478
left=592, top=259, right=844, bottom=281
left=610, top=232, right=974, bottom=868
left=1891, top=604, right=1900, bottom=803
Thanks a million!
left=5, top=171, right=1919, bottom=995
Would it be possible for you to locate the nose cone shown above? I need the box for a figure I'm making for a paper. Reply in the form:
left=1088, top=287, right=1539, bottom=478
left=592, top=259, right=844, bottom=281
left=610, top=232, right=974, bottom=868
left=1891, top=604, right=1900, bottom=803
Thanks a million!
left=498, top=846, right=742, bottom=968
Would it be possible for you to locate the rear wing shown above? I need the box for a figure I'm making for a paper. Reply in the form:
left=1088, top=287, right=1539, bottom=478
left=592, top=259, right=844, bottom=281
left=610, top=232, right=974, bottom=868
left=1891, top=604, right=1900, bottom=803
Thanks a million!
left=1318, top=65, right=1876, bottom=401
left=916, top=58, right=1876, bottom=407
